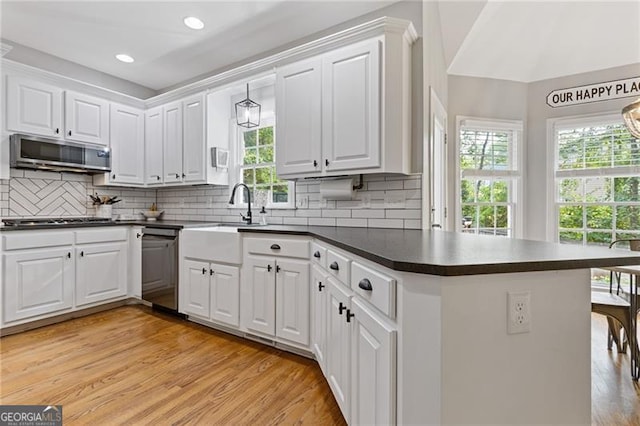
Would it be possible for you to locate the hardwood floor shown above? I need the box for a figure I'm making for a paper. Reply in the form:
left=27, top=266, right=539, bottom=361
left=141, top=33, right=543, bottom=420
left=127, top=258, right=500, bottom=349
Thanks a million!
left=591, top=313, right=640, bottom=426
left=0, top=306, right=345, bottom=425
left=2, top=307, right=639, bottom=425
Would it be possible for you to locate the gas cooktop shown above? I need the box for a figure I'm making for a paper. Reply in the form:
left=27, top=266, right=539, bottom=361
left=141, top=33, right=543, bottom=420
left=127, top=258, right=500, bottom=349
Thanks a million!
left=2, top=217, right=115, bottom=227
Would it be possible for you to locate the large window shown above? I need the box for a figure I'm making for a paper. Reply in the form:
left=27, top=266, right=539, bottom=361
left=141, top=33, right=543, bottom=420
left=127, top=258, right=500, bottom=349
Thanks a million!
left=553, top=114, right=640, bottom=247
left=457, top=117, right=523, bottom=237
left=236, top=119, right=294, bottom=209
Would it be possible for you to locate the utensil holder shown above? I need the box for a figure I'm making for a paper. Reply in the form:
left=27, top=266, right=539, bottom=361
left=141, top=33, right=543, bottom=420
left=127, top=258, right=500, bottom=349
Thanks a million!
left=96, top=204, right=113, bottom=219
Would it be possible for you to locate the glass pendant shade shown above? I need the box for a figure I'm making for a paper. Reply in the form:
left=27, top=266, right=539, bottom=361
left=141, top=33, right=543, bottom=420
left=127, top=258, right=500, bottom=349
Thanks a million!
left=235, top=84, right=261, bottom=128
left=622, top=98, right=640, bottom=138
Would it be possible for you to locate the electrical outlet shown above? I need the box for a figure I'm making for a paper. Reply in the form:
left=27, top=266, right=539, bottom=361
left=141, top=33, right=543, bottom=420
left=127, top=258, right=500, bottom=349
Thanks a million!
left=507, top=291, right=531, bottom=334
left=296, top=196, right=309, bottom=208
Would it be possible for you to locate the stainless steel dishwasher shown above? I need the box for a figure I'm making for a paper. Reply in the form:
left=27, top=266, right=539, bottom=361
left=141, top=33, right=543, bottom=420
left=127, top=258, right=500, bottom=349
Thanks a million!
left=141, top=227, right=178, bottom=311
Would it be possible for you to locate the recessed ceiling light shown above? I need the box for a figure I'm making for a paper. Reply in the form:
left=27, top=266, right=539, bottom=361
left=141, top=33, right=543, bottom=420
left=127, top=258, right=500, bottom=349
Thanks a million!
left=116, top=54, right=134, bottom=63
left=184, top=16, right=204, bottom=30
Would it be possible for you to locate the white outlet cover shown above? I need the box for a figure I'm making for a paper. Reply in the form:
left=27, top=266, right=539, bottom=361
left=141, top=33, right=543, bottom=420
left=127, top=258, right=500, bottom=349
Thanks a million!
left=507, top=291, right=531, bottom=334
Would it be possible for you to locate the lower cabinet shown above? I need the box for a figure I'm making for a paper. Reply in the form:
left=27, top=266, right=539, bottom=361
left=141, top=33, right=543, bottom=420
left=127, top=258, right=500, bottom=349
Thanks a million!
left=182, top=258, right=240, bottom=328
left=3, top=247, right=75, bottom=323
left=242, top=254, right=310, bottom=346
left=321, top=249, right=397, bottom=425
left=311, top=265, right=328, bottom=373
left=75, top=242, right=128, bottom=306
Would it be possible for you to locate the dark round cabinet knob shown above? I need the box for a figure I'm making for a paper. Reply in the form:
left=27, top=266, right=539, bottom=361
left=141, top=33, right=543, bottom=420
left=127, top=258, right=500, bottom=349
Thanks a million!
left=175, top=173, right=180, bottom=179
left=329, top=261, right=339, bottom=271
left=313, top=160, right=318, bottom=167
left=270, top=244, right=281, bottom=250
left=68, top=130, right=72, bottom=136
left=313, top=251, right=321, bottom=258
left=55, top=128, right=60, bottom=134
left=112, top=174, right=116, bottom=179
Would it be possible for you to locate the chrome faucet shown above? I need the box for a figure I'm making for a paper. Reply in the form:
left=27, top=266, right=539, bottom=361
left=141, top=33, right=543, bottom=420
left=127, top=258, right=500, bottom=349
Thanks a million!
left=229, top=183, right=252, bottom=225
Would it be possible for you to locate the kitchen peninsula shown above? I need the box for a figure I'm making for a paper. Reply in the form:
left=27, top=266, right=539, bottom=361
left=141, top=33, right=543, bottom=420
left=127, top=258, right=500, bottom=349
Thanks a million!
left=3, top=222, right=639, bottom=424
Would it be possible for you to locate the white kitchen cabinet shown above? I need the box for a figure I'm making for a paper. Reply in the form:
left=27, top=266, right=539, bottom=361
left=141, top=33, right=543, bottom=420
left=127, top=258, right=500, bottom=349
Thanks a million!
left=182, top=94, right=206, bottom=183
left=322, top=38, right=380, bottom=172
left=275, top=57, right=322, bottom=176
left=183, top=259, right=211, bottom=318
left=64, top=91, right=110, bottom=146
left=128, top=226, right=143, bottom=298
left=350, top=296, right=396, bottom=425
left=3, top=247, right=74, bottom=323
left=6, top=75, right=63, bottom=138
left=75, top=241, right=127, bottom=306
left=210, top=263, right=240, bottom=328
left=243, top=254, right=277, bottom=336
left=163, top=101, right=183, bottom=183
left=275, top=28, right=415, bottom=179
left=182, top=258, right=240, bottom=327
left=145, top=106, right=164, bottom=185
left=326, top=278, right=352, bottom=422
left=94, top=103, right=144, bottom=186
left=311, top=264, right=328, bottom=373
left=275, top=258, right=310, bottom=345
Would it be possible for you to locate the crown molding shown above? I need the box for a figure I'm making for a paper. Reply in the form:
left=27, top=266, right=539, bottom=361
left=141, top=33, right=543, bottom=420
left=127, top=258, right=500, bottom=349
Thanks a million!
left=1, top=43, right=13, bottom=57
left=145, top=16, right=417, bottom=108
left=0, top=59, right=146, bottom=109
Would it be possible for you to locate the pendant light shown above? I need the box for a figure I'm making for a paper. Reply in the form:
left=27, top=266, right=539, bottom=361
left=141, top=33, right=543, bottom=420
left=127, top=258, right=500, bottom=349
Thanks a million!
left=235, top=83, right=261, bottom=128
left=622, top=98, right=640, bottom=138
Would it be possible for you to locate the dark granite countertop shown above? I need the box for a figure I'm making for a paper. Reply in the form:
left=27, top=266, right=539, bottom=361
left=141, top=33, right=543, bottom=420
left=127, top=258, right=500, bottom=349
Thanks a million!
left=236, top=225, right=640, bottom=276
left=3, top=221, right=639, bottom=276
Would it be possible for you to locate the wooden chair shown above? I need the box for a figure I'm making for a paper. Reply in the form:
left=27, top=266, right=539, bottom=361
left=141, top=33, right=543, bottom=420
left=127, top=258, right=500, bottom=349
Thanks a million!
left=591, top=238, right=640, bottom=380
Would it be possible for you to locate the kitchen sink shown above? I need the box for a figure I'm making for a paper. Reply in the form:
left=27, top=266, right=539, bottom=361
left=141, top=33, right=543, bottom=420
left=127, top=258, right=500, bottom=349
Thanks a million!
left=181, top=226, right=242, bottom=264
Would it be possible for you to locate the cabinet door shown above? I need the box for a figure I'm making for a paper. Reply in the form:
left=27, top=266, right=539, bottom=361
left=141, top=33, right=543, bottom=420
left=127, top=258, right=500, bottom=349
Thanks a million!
left=211, top=263, right=240, bottom=327
left=311, top=265, right=328, bottom=373
left=7, top=76, right=63, bottom=138
left=65, top=91, right=110, bottom=146
left=145, top=107, right=164, bottom=184
left=242, top=255, right=276, bottom=336
left=182, top=259, right=211, bottom=318
left=275, top=57, right=322, bottom=176
left=182, top=94, right=206, bottom=183
left=275, top=258, right=310, bottom=346
left=326, top=278, right=352, bottom=422
left=110, top=104, right=144, bottom=184
left=3, top=247, right=74, bottom=323
left=322, top=38, right=380, bottom=172
left=350, top=297, right=396, bottom=425
left=75, top=242, right=127, bottom=306
left=163, top=101, right=183, bottom=183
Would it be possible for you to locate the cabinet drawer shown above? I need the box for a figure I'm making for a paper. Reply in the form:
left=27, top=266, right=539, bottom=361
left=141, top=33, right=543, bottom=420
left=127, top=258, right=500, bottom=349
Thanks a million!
left=75, top=227, right=128, bottom=244
left=326, top=249, right=350, bottom=284
left=2, top=231, right=73, bottom=251
left=310, top=241, right=327, bottom=269
left=351, top=261, right=396, bottom=318
left=245, top=237, right=309, bottom=259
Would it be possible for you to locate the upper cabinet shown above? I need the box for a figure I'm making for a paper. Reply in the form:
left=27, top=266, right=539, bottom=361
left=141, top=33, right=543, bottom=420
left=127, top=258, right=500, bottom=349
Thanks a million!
left=64, top=91, right=109, bottom=146
left=94, top=103, right=145, bottom=186
left=182, top=94, right=206, bottom=183
left=7, top=77, right=109, bottom=146
left=144, top=106, right=164, bottom=185
left=276, top=26, right=416, bottom=178
left=163, top=101, right=183, bottom=183
left=7, top=76, right=63, bottom=138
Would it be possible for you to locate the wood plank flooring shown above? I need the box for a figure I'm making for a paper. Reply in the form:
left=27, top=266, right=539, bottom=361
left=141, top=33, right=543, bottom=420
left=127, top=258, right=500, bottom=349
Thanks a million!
left=591, top=313, right=640, bottom=426
left=1, top=306, right=639, bottom=425
left=0, top=306, right=345, bottom=425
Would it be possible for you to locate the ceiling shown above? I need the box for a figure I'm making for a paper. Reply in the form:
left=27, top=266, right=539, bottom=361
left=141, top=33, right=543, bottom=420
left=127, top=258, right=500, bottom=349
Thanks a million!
left=0, top=1, right=396, bottom=91
left=1, top=1, right=639, bottom=93
left=440, top=0, right=640, bottom=83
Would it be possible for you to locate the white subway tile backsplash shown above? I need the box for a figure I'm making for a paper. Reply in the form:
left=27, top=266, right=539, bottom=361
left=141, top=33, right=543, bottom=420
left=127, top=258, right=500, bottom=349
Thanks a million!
left=2, top=171, right=422, bottom=229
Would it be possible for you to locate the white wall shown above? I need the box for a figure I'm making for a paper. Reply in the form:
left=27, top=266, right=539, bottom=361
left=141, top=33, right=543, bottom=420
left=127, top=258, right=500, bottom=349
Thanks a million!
left=526, top=63, right=640, bottom=241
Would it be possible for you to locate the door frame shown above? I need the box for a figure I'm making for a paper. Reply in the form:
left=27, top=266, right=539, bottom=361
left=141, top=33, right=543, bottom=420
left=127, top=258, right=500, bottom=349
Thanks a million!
left=423, top=88, right=448, bottom=230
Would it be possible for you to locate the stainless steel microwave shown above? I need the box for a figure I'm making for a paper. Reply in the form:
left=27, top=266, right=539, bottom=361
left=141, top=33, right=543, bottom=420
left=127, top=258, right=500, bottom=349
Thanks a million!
left=10, top=134, right=111, bottom=174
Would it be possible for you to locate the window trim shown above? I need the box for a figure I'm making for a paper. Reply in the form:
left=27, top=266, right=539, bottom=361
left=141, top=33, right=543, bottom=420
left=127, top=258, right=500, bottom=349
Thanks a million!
left=546, top=111, right=639, bottom=242
left=230, top=114, right=296, bottom=210
left=455, top=116, right=524, bottom=238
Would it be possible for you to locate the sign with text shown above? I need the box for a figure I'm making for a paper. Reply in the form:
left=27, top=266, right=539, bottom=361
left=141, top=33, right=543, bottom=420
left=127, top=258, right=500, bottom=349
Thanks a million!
left=546, top=76, right=640, bottom=108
